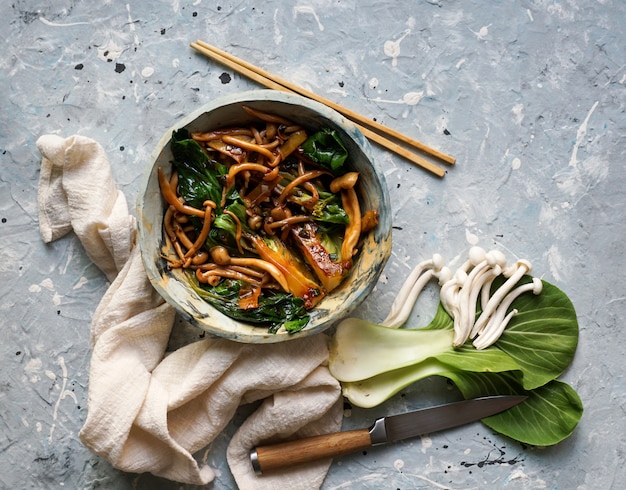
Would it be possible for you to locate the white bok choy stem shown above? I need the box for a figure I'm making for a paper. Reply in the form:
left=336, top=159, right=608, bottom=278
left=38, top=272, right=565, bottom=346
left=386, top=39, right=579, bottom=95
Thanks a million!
left=329, top=318, right=453, bottom=382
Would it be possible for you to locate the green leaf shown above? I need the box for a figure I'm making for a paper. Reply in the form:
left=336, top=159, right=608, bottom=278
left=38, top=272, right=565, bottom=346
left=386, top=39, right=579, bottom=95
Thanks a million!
left=312, top=191, right=349, bottom=225
left=493, top=279, right=579, bottom=390
left=301, top=128, right=348, bottom=173
left=187, top=274, right=310, bottom=334
left=170, top=129, right=223, bottom=208
left=441, top=371, right=583, bottom=446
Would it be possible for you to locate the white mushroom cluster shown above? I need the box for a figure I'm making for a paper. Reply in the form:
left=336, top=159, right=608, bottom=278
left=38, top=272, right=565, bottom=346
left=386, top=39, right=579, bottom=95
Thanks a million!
left=381, top=247, right=543, bottom=350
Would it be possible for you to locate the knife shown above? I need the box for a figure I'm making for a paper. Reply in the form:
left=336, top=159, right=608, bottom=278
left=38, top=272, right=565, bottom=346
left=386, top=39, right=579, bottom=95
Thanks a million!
left=250, top=395, right=526, bottom=475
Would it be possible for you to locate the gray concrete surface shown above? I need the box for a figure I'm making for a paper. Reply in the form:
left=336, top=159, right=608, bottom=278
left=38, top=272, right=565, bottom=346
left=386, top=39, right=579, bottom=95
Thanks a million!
left=1, top=1, right=624, bottom=488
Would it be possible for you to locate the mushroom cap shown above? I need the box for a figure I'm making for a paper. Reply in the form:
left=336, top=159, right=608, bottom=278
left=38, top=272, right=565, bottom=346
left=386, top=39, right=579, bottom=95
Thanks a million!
left=431, top=253, right=445, bottom=272
left=468, top=246, right=486, bottom=266
left=486, top=250, right=507, bottom=268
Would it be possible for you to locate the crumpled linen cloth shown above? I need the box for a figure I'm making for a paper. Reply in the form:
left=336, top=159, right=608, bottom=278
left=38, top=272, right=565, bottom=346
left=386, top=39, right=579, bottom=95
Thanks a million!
left=36, top=134, right=343, bottom=489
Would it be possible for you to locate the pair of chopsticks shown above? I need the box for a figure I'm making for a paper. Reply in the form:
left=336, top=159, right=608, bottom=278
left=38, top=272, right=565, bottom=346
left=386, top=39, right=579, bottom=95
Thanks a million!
left=190, top=40, right=455, bottom=178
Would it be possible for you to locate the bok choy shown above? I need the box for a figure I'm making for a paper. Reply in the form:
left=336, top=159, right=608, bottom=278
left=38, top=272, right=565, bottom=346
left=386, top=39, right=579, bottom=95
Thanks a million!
left=329, top=249, right=583, bottom=447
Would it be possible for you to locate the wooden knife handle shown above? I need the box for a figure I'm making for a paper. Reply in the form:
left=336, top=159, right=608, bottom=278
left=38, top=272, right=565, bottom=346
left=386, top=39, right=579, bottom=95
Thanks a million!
left=250, top=428, right=372, bottom=475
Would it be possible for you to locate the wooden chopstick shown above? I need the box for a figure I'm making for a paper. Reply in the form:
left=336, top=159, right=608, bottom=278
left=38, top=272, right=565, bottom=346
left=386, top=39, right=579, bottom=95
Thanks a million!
left=190, top=40, right=454, bottom=178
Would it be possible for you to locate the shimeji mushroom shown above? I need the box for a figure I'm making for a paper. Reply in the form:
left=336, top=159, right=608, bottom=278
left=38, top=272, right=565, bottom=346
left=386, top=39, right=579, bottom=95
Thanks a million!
left=470, top=259, right=532, bottom=339
left=381, top=254, right=445, bottom=328
left=453, top=248, right=507, bottom=346
left=440, top=246, right=486, bottom=346
left=209, top=245, right=290, bottom=292
left=473, top=277, right=543, bottom=350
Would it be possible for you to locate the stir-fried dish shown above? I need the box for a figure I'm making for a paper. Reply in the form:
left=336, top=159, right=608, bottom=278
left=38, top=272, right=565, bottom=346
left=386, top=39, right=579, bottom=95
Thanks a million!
left=158, top=105, right=378, bottom=333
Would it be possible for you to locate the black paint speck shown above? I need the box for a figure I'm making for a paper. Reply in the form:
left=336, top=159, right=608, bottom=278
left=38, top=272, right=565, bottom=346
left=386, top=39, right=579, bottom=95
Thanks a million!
left=219, top=72, right=232, bottom=84
left=443, top=128, right=451, bottom=135
left=122, top=95, right=126, bottom=100
left=192, top=11, right=198, bottom=17
left=396, top=183, right=401, bottom=188
left=190, top=87, right=200, bottom=92
left=160, top=28, right=166, bottom=35
left=57, top=310, right=61, bottom=315
left=120, top=146, right=125, bottom=152
left=338, top=81, right=344, bottom=87
left=217, top=6, right=222, bottom=10
left=115, top=63, right=126, bottom=73
left=74, top=63, right=84, bottom=70
left=1, top=218, right=6, bottom=223
left=16, top=351, right=21, bottom=356
left=46, top=114, right=50, bottom=117
left=392, top=226, right=403, bottom=230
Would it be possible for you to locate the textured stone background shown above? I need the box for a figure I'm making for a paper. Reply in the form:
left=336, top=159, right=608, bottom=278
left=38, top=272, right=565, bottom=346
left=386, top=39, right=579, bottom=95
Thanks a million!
left=1, top=1, right=624, bottom=488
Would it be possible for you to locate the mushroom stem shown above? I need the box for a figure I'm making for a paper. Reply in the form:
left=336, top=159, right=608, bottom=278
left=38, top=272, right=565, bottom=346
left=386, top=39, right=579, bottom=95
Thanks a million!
left=471, top=259, right=532, bottom=336
left=473, top=277, right=542, bottom=350
left=382, top=254, right=444, bottom=328
left=209, top=246, right=290, bottom=292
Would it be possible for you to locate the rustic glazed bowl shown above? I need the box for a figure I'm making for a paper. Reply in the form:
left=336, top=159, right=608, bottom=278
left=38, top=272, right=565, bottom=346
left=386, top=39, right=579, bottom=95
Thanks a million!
left=137, top=90, right=392, bottom=343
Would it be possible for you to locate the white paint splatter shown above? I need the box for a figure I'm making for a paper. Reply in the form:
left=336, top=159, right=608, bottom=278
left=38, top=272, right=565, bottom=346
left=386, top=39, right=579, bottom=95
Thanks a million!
left=403, top=91, right=424, bottom=105
left=172, top=58, right=180, bottom=68
left=329, top=473, right=386, bottom=489
left=469, top=24, right=492, bottom=40
left=384, top=29, right=410, bottom=67
left=293, top=6, right=324, bottom=31
left=36, top=422, right=42, bottom=432
left=455, top=58, right=466, bottom=69
left=327, top=88, right=349, bottom=98
left=41, top=278, right=54, bottom=290
left=141, top=67, right=154, bottom=77
left=21, top=417, right=29, bottom=428
left=464, top=448, right=471, bottom=455
left=24, top=358, right=42, bottom=383
left=511, top=157, right=522, bottom=170
left=420, top=435, right=432, bottom=453
left=368, top=77, right=379, bottom=89
left=29, top=284, right=42, bottom=293
left=52, top=292, right=63, bottom=306
left=506, top=468, right=530, bottom=482
left=125, top=4, right=140, bottom=46
left=547, top=244, right=563, bottom=282
left=273, top=9, right=283, bottom=44
left=394, top=459, right=405, bottom=470
left=73, top=276, right=88, bottom=290
left=49, top=357, right=79, bottom=442
left=526, top=9, right=534, bottom=22
left=569, top=100, right=599, bottom=167
left=97, top=40, right=125, bottom=62
left=465, top=229, right=479, bottom=245
left=512, top=103, right=524, bottom=125
left=38, top=17, right=90, bottom=27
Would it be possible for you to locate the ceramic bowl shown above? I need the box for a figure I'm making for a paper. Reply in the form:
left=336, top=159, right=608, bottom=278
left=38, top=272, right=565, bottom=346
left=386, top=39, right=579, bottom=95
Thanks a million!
left=137, top=90, right=392, bottom=343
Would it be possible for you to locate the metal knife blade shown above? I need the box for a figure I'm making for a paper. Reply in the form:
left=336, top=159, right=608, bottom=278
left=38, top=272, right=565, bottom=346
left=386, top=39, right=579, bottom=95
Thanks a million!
left=250, top=395, right=526, bottom=475
left=369, top=395, right=527, bottom=445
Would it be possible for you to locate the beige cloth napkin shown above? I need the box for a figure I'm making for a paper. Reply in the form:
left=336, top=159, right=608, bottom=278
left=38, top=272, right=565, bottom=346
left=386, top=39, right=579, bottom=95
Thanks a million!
left=36, top=134, right=343, bottom=488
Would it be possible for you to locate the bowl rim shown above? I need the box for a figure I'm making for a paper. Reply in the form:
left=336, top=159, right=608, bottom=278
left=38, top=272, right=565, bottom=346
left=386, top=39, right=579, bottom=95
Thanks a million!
left=137, top=89, right=392, bottom=343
